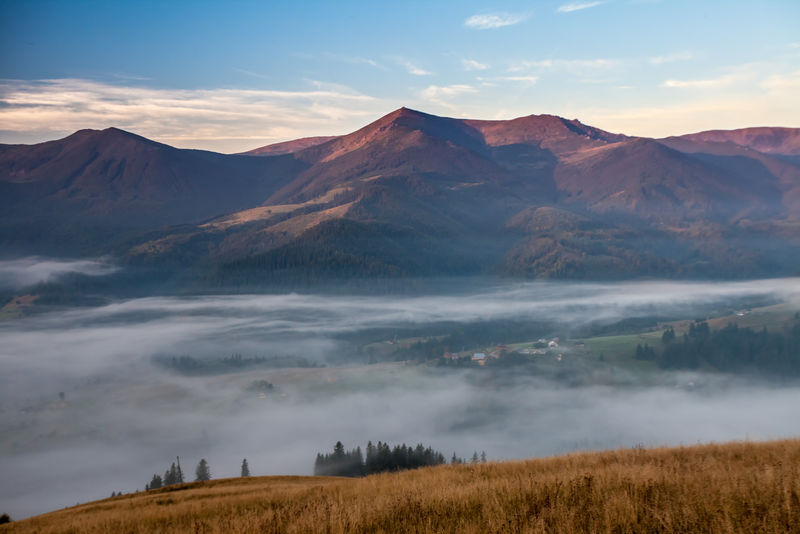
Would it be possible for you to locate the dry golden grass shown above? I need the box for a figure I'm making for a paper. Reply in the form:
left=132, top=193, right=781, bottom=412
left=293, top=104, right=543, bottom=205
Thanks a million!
left=6, top=439, right=800, bottom=533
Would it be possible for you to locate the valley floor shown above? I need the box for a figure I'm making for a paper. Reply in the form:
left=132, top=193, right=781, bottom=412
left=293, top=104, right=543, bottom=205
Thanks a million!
left=5, top=438, right=799, bottom=533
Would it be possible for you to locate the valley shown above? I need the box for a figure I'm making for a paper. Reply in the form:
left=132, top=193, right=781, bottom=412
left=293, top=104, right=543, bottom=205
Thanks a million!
left=1, top=276, right=799, bottom=519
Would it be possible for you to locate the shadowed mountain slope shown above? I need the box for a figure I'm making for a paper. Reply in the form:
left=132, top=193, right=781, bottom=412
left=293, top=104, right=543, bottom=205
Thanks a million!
left=3, top=109, right=799, bottom=280
left=0, top=128, right=303, bottom=226
left=242, top=135, right=338, bottom=156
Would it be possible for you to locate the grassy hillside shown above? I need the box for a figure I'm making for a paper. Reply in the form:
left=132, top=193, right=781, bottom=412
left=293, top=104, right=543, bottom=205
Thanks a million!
left=5, top=439, right=799, bottom=533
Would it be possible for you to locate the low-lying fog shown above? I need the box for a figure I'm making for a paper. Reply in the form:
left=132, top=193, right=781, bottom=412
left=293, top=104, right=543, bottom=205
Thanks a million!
left=1, top=266, right=799, bottom=519
left=0, top=256, right=117, bottom=290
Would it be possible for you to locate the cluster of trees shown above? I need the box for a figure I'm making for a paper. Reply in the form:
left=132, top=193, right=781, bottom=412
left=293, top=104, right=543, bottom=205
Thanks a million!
left=145, top=458, right=185, bottom=490
left=635, top=343, right=657, bottom=360
left=644, top=321, right=800, bottom=375
left=152, top=354, right=319, bottom=375
left=660, top=322, right=800, bottom=374
left=313, top=441, right=486, bottom=477
left=145, top=458, right=251, bottom=490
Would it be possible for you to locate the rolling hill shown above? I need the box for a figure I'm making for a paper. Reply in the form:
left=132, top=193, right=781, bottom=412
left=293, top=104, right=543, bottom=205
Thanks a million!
left=2, top=109, right=800, bottom=281
left=5, top=439, right=799, bottom=533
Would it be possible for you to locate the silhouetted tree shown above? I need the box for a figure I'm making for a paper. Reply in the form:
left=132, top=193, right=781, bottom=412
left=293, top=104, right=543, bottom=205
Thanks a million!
left=164, top=463, right=179, bottom=486
left=176, top=456, right=184, bottom=483
left=661, top=327, right=676, bottom=344
left=241, top=459, right=250, bottom=477
left=195, top=458, right=211, bottom=481
left=149, top=474, right=163, bottom=490
left=0, top=513, right=10, bottom=524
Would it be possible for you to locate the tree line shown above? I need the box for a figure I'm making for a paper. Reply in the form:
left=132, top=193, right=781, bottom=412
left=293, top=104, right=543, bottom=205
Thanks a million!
left=144, top=457, right=250, bottom=491
left=314, top=441, right=486, bottom=477
left=636, top=321, right=800, bottom=375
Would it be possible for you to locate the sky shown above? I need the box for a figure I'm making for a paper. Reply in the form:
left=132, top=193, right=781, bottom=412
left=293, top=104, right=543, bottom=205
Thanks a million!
left=1, top=0, right=799, bottom=152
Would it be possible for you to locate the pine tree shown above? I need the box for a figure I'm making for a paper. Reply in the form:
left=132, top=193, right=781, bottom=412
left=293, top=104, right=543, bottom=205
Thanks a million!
left=365, top=441, right=377, bottom=474
left=481, top=451, right=487, bottom=463
left=195, top=458, right=211, bottom=481
left=471, top=451, right=479, bottom=464
left=149, top=474, right=162, bottom=490
left=241, top=459, right=250, bottom=477
left=164, top=462, right=179, bottom=486
left=176, top=456, right=184, bottom=483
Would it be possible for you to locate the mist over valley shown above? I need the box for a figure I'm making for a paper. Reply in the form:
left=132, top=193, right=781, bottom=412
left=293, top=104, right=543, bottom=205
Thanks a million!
left=2, top=268, right=799, bottom=518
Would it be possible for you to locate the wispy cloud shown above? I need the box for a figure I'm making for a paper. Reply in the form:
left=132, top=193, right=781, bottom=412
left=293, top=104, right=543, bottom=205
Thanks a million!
left=419, top=84, right=477, bottom=109
left=571, top=91, right=798, bottom=138
left=662, top=75, right=736, bottom=88
left=649, top=51, right=694, bottom=65
left=502, top=76, right=539, bottom=84
left=0, top=257, right=117, bottom=290
left=760, top=69, right=800, bottom=93
left=0, top=78, right=391, bottom=152
left=323, top=53, right=385, bottom=69
left=420, top=84, right=477, bottom=99
left=462, top=59, right=490, bottom=71
left=557, top=1, right=605, bottom=13
left=391, top=57, right=433, bottom=76
left=233, top=68, right=271, bottom=80
left=509, top=58, right=620, bottom=74
left=464, top=13, right=527, bottom=30
left=479, top=75, right=538, bottom=85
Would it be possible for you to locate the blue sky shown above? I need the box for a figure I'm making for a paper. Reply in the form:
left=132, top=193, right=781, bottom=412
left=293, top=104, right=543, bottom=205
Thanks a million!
left=1, top=0, right=799, bottom=152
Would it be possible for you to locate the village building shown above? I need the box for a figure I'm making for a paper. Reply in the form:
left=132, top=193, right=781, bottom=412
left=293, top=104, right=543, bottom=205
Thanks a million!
left=471, top=353, right=487, bottom=366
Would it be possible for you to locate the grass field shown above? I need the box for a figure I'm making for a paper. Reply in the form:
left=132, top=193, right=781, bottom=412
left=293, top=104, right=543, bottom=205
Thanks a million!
left=5, top=438, right=799, bottom=533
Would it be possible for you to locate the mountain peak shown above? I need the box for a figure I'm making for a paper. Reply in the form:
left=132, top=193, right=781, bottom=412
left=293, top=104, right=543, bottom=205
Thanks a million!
left=372, top=106, right=437, bottom=128
left=465, top=113, right=625, bottom=154
left=387, top=106, right=425, bottom=117
left=58, top=126, right=163, bottom=149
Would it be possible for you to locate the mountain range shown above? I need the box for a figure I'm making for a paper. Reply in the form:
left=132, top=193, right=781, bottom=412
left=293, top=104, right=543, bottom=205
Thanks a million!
left=2, top=108, right=799, bottom=285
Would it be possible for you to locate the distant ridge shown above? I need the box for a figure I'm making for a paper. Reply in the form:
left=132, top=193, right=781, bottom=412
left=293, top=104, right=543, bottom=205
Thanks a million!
left=243, top=135, right=339, bottom=156
left=2, top=108, right=799, bottom=279
left=666, top=126, right=800, bottom=155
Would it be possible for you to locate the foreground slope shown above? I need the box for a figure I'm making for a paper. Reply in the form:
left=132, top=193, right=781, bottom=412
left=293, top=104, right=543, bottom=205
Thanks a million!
left=7, top=439, right=799, bottom=533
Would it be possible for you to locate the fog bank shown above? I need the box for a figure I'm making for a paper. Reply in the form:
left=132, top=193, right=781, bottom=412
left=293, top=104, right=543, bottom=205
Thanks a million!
left=1, top=277, right=799, bottom=519
left=0, top=257, right=117, bottom=290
